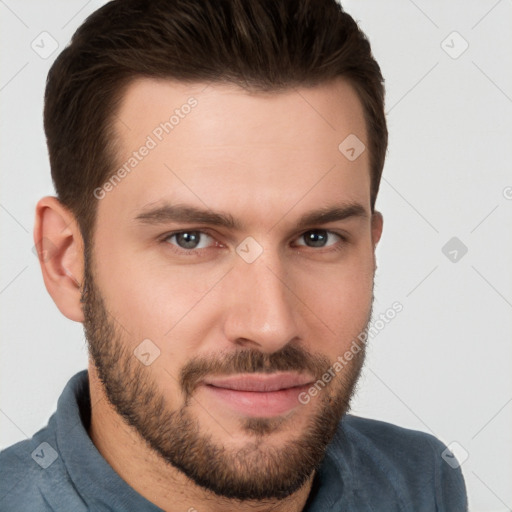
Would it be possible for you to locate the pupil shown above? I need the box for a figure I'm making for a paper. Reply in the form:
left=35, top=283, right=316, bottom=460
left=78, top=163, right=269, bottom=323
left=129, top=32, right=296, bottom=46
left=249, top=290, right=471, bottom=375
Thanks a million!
left=306, top=230, right=327, bottom=247
left=177, top=232, right=200, bottom=249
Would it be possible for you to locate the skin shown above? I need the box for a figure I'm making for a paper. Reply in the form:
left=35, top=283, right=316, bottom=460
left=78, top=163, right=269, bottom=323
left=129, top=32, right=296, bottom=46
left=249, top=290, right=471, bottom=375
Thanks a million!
left=35, top=78, right=383, bottom=512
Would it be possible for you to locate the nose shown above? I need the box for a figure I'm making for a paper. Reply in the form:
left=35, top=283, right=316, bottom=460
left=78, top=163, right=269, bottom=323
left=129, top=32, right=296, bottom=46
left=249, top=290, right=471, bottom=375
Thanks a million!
left=222, top=255, right=300, bottom=353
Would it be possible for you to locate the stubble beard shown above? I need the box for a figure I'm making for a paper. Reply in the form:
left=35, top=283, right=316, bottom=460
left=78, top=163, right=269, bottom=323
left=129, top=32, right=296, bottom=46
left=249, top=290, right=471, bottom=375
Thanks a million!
left=81, top=253, right=371, bottom=501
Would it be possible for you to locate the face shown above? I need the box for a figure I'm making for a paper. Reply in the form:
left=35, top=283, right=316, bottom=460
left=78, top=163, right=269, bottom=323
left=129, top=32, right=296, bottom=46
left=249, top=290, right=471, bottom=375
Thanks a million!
left=82, top=78, right=381, bottom=500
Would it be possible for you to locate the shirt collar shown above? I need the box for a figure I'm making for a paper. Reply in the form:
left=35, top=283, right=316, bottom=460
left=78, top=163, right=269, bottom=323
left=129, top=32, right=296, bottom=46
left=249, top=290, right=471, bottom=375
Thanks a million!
left=55, top=370, right=163, bottom=511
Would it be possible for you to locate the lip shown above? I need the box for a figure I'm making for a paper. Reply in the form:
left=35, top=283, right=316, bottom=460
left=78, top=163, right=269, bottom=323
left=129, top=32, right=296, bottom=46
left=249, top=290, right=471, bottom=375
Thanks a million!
left=202, top=372, right=314, bottom=392
left=199, top=372, right=315, bottom=417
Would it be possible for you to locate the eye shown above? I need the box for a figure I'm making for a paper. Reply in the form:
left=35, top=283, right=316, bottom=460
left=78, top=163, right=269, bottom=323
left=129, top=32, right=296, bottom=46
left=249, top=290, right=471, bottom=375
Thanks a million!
left=294, top=229, right=343, bottom=248
left=164, top=231, right=214, bottom=250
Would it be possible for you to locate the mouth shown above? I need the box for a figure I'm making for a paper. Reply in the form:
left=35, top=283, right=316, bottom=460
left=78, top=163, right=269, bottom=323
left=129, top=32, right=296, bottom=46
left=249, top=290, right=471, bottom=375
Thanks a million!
left=199, top=372, right=315, bottom=417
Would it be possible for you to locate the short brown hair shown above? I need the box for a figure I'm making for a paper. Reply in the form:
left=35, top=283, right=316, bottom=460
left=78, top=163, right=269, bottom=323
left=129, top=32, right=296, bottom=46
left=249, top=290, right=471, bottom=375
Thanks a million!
left=44, top=0, right=387, bottom=244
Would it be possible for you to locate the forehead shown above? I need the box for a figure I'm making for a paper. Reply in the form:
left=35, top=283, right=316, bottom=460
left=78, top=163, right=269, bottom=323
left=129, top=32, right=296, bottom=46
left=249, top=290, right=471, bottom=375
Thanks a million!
left=100, top=78, right=370, bottom=228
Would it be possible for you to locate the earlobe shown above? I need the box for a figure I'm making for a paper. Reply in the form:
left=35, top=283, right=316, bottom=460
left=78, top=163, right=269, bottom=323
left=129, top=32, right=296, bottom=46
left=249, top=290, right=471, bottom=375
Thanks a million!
left=34, top=196, right=85, bottom=323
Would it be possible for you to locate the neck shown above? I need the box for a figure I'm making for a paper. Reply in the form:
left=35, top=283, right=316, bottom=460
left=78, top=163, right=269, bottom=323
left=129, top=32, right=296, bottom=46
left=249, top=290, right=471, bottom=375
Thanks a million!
left=87, top=364, right=315, bottom=512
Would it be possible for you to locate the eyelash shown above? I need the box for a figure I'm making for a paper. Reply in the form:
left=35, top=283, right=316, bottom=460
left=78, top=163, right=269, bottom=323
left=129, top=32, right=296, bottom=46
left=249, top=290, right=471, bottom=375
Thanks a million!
left=159, top=229, right=221, bottom=257
left=159, top=229, right=348, bottom=256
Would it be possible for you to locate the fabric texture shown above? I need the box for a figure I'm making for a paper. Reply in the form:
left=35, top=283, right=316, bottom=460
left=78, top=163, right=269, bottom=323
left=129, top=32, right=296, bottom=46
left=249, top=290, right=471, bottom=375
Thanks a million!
left=0, top=370, right=468, bottom=511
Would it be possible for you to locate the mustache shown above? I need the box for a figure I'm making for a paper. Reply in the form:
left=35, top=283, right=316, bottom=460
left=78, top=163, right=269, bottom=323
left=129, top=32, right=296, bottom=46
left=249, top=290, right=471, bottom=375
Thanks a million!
left=180, top=344, right=331, bottom=398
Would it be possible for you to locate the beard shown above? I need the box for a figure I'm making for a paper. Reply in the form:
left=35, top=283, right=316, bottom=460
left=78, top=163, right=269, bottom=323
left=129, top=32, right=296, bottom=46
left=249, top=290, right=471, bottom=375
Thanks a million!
left=81, top=250, right=372, bottom=502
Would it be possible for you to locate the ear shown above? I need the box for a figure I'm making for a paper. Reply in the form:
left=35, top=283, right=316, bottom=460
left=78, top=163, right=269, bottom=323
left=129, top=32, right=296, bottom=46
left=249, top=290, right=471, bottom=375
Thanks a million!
left=34, top=196, right=85, bottom=322
left=371, top=210, right=383, bottom=247
left=371, top=211, right=383, bottom=270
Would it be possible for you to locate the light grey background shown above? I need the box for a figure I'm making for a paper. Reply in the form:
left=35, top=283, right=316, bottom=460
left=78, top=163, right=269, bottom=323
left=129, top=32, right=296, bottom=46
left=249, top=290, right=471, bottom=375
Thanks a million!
left=1, top=1, right=511, bottom=510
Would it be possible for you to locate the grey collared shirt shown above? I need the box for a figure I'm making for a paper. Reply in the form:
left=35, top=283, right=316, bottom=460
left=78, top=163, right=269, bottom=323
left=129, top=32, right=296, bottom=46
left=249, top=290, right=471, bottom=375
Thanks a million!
left=0, top=370, right=468, bottom=511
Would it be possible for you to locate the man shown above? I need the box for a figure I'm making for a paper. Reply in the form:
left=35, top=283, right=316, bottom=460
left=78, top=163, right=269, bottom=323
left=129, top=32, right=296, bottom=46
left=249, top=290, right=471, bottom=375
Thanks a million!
left=0, top=0, right=467, bottom=510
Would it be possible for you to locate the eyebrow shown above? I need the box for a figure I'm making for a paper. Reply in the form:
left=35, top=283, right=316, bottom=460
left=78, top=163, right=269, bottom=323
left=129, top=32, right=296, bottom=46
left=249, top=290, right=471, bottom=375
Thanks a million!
left=134, top=204, right=238, bottom=229
left=133, top=201, right=368, bottom=231
left=295, top=203, right=368, bottom=228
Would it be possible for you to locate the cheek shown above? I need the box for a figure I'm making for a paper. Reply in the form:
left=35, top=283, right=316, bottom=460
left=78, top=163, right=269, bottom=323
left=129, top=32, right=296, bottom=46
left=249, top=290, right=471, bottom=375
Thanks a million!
left=291, top=248, right=374, bottom=345
left=92, top=237, right=225, bottom=347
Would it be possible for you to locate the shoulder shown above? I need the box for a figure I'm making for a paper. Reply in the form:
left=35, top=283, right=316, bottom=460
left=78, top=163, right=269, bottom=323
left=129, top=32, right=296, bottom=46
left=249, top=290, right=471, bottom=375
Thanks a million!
left=333, top=415, right=468, bottom=511
left=0, top=423, right=87, bottom=512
